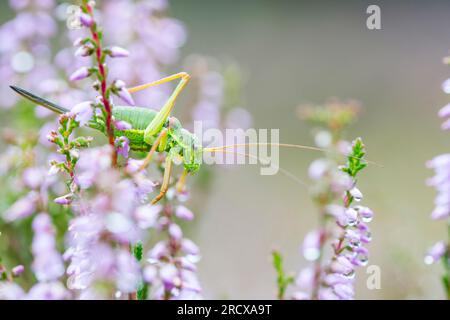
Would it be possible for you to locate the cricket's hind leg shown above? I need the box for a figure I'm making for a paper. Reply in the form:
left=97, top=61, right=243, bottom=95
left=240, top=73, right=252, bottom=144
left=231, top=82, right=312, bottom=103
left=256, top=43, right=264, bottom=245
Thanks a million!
left=127, top=73, right=191, bottom=144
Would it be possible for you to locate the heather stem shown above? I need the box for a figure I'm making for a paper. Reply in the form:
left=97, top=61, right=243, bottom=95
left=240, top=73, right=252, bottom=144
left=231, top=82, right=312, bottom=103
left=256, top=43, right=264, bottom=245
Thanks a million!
left=83, top=1, right=117, bottom=166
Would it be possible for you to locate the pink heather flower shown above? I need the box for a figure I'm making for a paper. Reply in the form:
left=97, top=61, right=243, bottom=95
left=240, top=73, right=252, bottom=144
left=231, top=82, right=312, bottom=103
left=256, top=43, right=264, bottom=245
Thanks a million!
left=160, top=264, right=179, bottom=290
left=26, top=282, right=69, bottom=300
left=80, top=13, right=93, bottom=27
left=148, top=241, right=168, bottom=260
left=180, top=239, right=199, bottom=256
left=54, top=193, right=73, bottom=205
left=438, top=103, right=450, bottom=118
left=356, top=206, right=374, bottom=222
left=358, top=223, right=372, bottom=243
left=331, top=256, right=354, bottom=275
left=126, top=159, right=145, bottom=173
left=75, top=45, right=93, bottom=57
left=114, top=80, right=135, bottom=106
left=0, top=282, right=25, bottom=299
left=295, top=267, right=314, bottom=290
left=22, top=167, right=45, bottom=189
left=31, top=213, right=65, bottom=282
left=302, top=230, right=322, bottom=261
left=135, top=204, right=161, bottom=229
left=3, top=191, right=38, bottom=221
left=168, top=224, right=183, bottom=242
left=175, top=205, right=194, bottom=221
left=424, top=241, right=447, bottom=265
left=69, top=66, right=91, bottom=81
left=308, top=159, right=329, bottom=180
left=115, top=136, right=130, bottom=158
left=114, top=120, right=132, bottom=130
left=349, top=187, right=363, bottom=201
left=326, top=204, right=347, bottom=226
left=116, top=250, right=141, bottom=293
left=70, top=101, right=93, bottom=126
left=442, top=118, right=450, bottom=130
left=345, top=208, right=358, bottom=226
left=109, top=46, right=130, bottom=58
left=333, top=283, right=354, bottom=300
left=12, top=265, right=25, bottom=277
left=143, top=265, right=158, bottom=284
left=73, top=37, right=84, bottom=47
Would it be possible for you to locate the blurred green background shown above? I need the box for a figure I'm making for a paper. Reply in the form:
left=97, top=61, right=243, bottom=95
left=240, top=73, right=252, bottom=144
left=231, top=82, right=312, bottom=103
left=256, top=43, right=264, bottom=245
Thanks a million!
left=2, top=0, right=450, bottom=299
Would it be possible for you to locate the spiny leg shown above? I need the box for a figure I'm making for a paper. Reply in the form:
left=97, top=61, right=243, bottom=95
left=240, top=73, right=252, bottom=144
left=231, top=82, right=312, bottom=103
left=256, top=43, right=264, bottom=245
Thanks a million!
left=137, top=128, right=168, bottom=172
left=175, top=168, right=189, bottom=193
left=151, top=154, right=173, bottom=205
left=127, top=72, right=191, bottom=94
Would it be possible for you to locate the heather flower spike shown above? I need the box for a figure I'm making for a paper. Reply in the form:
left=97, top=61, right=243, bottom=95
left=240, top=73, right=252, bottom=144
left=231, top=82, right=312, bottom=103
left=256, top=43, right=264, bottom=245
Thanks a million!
left=275, top=102, right=373, bottom=300
left=426, top=52, right=450, bottom=298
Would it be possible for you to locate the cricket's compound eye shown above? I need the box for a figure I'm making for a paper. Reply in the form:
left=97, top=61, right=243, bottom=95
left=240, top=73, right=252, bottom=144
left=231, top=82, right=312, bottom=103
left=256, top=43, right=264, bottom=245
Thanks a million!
left=168, top=116, right=182, bottom=130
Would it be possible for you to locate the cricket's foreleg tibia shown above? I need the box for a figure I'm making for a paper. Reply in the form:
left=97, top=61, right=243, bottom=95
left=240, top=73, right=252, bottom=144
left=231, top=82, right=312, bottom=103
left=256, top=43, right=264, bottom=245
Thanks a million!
left=137, top=128, right=168, bottom=172
left=175, top=168, right=189, bottom=193
left=151, top=155, right=173, bottom=205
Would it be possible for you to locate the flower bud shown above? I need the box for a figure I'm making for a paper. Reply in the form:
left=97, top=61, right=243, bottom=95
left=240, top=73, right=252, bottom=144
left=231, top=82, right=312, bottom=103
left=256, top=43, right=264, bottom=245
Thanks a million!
left=108, top=46, right=130, bottom=58
left=69, top=67, right=91, bottom=81
left=80, top=13, right=93, bottom=27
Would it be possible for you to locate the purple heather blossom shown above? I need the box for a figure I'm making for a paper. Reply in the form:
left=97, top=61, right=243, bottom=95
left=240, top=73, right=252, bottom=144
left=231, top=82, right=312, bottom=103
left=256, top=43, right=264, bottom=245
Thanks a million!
left=26, top=282, right=69, bottom=300
left=169, top=224, right=183, bottom=241
left=114, top=120, right=132, bottom=130
left=302, top=230, right=322, bottom=261
left=175, top=205, right=194, bottom=221
left=349, top=187, right=363, bottom=201
left=424, top=241, right=447, bottom=265
left=427, top=154, right=450, bottom=220
left=181, top=239, right=200, bottom=256
left=70, top=100, right=93, bottom=125
left=114, top=80, right=135, bottom=106
left=143, top=265, right=158, bottom=284
left=0, top=282, right=25, bottom=299
left=69, top=66, right=91, bottom=81
left=135, top=204, right=161, bottom=229
left=54, top=193, right=73, bottom=205
left=295, top=267, right=314, bottom=290
left=3, top=191, right=38, bottom=221
left=31, top=213, right=65, bottom=282
left=116, top=136, right=130, bottom=158
left=308, top=159, right=329, bottom=180
left=116, top=250, right=141, bottom=293
left=12, top=265, right=25, bottom=277
left=438, top=103, right=450, bottom=118
left=79, top=13, right=93, bottom=28
left=74, top=45, right=93, bottom=57
left=108, top=46, right=130, bottom=58
left=22, top=167, right=46, bottom=189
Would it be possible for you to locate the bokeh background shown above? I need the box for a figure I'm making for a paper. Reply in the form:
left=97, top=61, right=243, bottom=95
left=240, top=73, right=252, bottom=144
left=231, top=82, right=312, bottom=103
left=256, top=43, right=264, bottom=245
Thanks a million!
left=2, top=0, right=450, bottom=299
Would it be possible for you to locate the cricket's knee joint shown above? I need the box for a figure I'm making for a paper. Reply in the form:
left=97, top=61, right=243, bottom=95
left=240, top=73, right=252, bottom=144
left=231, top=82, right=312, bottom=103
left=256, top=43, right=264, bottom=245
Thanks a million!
left=180, top=72, right=191, bottom=81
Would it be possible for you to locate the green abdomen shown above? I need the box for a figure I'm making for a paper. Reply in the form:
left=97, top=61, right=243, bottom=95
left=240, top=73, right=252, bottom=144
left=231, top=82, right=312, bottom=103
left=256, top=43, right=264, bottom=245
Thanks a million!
left=113, top=106, right=157, bottom=152
left=113, top=106, right=157, bottom=130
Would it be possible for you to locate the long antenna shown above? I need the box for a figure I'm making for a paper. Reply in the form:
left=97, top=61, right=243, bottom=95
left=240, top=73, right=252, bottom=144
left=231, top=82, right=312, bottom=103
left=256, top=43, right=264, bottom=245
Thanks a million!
left=204, top=148, right=309, bottom=187
left=205, top=143, right=382, bottom=167
left=10, top=86, right=70, bottom=114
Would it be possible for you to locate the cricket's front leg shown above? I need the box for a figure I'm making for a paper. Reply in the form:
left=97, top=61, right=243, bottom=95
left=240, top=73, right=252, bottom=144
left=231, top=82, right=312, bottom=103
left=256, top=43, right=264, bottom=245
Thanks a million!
left=137, top=128, right=168, bottom=172
left=151, top=154, right=173, bottom=205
